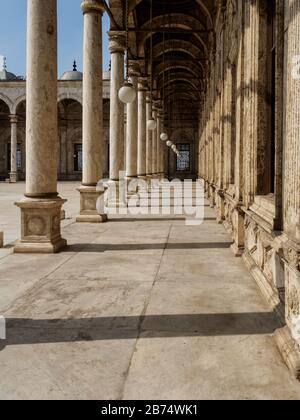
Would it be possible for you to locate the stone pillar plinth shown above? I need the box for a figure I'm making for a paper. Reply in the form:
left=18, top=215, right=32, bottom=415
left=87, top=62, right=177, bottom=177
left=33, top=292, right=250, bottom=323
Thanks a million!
left=9, top=115, right=18, bottom=183
left=137, top=78, right=147, bottom=180
left=15, top=0, right=66, bottom=253
left=108, top=31, right=126, bottom=204
left=77, top=0, right=107, bottom=223
left=146, top=96, right=152, bottom=180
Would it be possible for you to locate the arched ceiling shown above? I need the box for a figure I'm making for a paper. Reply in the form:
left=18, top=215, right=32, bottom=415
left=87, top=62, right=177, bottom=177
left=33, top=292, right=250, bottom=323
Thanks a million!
left=109, top=0, right=219, bottom=128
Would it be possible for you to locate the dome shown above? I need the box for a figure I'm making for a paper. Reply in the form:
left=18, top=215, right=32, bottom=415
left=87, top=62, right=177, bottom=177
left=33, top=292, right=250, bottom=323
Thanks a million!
left=61, top=70, right=83, bottom=81
left=60, top=60, right=83, bottom=81
left=0, top=57, right=17, bottom=80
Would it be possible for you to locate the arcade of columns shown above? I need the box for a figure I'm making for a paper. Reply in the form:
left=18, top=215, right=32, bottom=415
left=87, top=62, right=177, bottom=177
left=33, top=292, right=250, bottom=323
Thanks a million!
left=1, top=0, right=300, bottom=379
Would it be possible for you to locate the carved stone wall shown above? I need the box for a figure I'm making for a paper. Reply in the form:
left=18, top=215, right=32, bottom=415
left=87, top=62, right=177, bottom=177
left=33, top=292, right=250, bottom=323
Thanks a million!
left=199, top=0, right=300, bottom=378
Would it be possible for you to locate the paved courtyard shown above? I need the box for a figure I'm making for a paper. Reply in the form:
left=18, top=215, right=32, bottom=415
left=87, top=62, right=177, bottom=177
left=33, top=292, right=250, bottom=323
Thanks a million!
left=0, top=182, right=300, bottom=399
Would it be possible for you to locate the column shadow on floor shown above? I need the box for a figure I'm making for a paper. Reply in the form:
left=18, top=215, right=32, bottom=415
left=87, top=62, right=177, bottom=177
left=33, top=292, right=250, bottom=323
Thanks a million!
left=0, top=313, right=280, bottom=350
left=64, top=242, right=233, bottom=253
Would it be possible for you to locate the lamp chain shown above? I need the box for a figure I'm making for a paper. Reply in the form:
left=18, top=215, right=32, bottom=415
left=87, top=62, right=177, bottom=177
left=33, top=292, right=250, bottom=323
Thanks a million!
left=125, top=0, right=129, bottom=81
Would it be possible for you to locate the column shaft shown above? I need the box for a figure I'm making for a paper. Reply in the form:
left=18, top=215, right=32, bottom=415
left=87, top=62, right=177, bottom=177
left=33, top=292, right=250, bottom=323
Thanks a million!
left=126, top=62, right=139, bottom=179
left=25, top=0, right=58, bottom=197
left=146, top=97, right=152, bottom=177
left=82, top=2, right=103, bottom=186
left=152, top=110, right=158, bottom=175
left=109, top=32, right=125, bottom=181
left=10, top=115, right=18, bottom=183
left=156, top=115, right=161, bottom=176
left=137, top=80, right=147, bottom=178
left=77, top=0, right=106, bottom=223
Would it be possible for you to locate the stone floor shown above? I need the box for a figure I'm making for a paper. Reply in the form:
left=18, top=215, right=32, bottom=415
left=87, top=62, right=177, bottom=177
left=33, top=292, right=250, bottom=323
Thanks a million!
left=0, top=182, right=300, bottom=400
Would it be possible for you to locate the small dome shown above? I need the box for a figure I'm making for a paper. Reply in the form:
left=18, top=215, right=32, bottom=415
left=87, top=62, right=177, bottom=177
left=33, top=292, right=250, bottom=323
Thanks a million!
left=61, top=70, right=83, bottom=81
left=60, top=60, right=82, bottom=81
left=0, top=69, right=17, bottom=81
left=0, top=58, right=18, bottom=80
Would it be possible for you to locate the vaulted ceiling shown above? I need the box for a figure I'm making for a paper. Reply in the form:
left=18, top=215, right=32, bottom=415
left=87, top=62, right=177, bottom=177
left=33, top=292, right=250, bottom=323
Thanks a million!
left=109, top=0, right=219, bottom=129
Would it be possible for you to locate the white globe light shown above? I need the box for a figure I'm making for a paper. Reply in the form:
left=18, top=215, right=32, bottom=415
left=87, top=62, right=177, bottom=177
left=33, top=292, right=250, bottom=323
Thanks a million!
left=160, top=132, right=168, bottom=142
left=171, top=145, right=176, bottom=151
left=118, top=82, right=136, bottom=104
left=147, top=119, right=157, bottom=131
left=166, top=141, right=173, bottom=147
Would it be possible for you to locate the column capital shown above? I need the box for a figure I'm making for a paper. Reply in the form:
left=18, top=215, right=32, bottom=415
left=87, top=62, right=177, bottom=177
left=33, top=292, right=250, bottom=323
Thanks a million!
left=138, top=77, right=148, bottom=92
left=81, top=0, right=105, bottom=15
left=108, top=31, right=126, bottom=54
left=153, top=101, right=162, bottom=112
left=9, top=115, right=18, bottom=124
left=128, top=60, right=140, bottom=78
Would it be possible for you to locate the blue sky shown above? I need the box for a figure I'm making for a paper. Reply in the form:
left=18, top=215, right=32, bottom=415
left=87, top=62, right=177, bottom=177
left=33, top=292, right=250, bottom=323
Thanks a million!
left=0, top=0, right=111, bottom=77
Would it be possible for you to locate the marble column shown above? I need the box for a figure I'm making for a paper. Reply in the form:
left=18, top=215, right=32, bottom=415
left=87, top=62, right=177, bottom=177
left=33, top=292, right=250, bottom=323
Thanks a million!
left=156, top=110, right=162, bottom=177
left=146, top=95, right=152, bottom=179
left=77, top=0, right=106, bottom=223
left=9, top=115, right=18, bottom=183
left=152, top=109, right=158, bottom=177
left=15, top=0, right=66, bottom=253
left=137, top=78, right=147, bottom=179
left=125, top=61, right=139, bottom=180
left=108, top=31, right=126, bottom=205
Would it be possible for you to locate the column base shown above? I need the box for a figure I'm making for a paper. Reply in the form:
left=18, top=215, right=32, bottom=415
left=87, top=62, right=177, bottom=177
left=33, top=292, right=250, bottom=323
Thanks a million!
left=9, top=172, right=18, bottom=183
left=137, top=176, right=148, bottom=192
left=76, top=185, right=108, bottom=223
left=125, top=177, right=139, bottom=196
left=230, top=205, right=245, bottom=257
left=216, top=189, right=225, bottom=224
left=76, top=214, right=108, bottom=223
left=14, top=197, right=67, bottom=254
left=107, top=180, right=128, bottom=208
left=61, top=209, right=66, bottom=220
left=274, top=326, right=300, bottom=380
left=230, top=242, right=244, bottom=257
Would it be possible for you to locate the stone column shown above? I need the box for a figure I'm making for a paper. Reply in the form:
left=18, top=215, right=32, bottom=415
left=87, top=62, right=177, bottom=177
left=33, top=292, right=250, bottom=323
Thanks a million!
left=59, top=124, right=67, bottom=178
left=108, top=31, right=126, bottom=205
left=137, top=78, right=147, bottom=179
left=125, top=61, right=139, bottom=180
left=230, top=1, right=245, bottom=257
left=15, top=0, right=66, bottom=253
left=156, top=110, right=163, bottom=178
left=9, top=115, right=18, bottom=183
left=77, top=0, right=106, bottom=223
left=146, top=95, right=152, bottom=179
left=152, top=109, right=158, bottom=177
